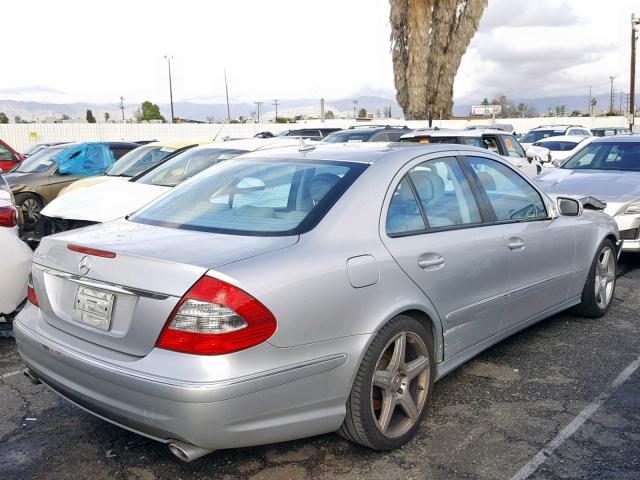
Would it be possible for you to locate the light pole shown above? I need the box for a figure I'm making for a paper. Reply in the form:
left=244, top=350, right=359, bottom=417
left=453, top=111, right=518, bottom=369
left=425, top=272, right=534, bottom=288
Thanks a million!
left=254, top=101, right=263, bottom=123
left=353, top=100, right=358, bottom=119
left=164, top=55, right=175, bottom=123
left=273, top=99, right=279, bottom=121
left=631, top=14, right=639, bottom=129
left=119, top=96, right=125, bottom=122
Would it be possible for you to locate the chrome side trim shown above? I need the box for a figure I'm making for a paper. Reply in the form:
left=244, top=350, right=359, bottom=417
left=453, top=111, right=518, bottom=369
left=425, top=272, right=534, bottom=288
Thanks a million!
left=35, top=266, right=169, bottom=300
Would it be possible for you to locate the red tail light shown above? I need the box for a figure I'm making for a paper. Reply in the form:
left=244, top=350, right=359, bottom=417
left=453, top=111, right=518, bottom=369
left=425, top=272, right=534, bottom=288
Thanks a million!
left=27, top=275, right=39, bottom=307
left=0, top=206, right=18, bottom=228
left=156, top=276, right=277, bottom=355
left=67, top=245, right=116, bottom=258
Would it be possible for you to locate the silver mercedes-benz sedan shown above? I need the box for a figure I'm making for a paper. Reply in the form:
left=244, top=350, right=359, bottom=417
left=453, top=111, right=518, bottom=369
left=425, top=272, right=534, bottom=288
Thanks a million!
left=15, top=143, right=619, bottom=461
left=536, top=136, right=640, bottom=251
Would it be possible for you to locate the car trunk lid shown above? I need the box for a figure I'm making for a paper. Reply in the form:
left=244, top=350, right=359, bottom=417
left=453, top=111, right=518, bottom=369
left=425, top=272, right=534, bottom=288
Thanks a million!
left=32, top=220, right=298, bottom=356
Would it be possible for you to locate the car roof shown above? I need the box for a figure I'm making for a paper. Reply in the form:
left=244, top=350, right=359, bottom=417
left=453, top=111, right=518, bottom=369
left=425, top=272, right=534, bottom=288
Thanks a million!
left=233, top=141, right=495, bottom=165
left=589, top=135, right=640, bottom=143
left=145, top=140, right=212, bottom=149
left=533, top=135, right=587, bottom=143
left=182, top=137, right=314, bottom=153
left=401, top=128, right=507, bottom=138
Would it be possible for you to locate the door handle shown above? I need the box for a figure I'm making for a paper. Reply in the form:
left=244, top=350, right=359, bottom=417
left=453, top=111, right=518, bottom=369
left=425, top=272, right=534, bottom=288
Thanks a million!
left=507, top=237, right=526, bottom=250
left=418, top=253, right=445, bottom=270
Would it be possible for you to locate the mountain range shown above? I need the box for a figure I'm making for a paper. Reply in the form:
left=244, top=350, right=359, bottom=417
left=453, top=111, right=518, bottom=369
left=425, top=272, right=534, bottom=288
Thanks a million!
left=0, top=91, right=622, bottom=123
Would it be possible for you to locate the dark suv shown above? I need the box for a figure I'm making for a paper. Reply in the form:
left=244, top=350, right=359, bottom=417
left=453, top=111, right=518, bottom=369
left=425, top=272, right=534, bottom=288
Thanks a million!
left=322, top=125, right=411, bottom=143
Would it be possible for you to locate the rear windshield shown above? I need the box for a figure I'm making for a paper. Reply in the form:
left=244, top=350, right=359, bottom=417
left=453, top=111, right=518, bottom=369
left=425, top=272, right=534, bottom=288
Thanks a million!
left=401, top=136, right=483, bottom=148
left=520, top=130, right=564, bottom=144
left=533, top=141, right=579, bottom=151
left=323, top=131, right=373, bottom=143
left=135, top=147, right=249, bottom=187
left=561, top=141, right=640, bottom=171
left=106, top=145, right=176, bottom=177
left=130, top=159, right=367, bottom=236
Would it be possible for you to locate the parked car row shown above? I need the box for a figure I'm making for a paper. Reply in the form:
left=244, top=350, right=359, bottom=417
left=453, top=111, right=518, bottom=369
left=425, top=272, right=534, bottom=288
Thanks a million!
left=1, top=126, right=637, bottom=463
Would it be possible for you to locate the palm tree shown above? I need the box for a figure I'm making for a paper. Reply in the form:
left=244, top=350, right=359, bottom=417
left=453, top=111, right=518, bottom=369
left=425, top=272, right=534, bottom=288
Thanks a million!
left=390, top=0, right=487, bottom=119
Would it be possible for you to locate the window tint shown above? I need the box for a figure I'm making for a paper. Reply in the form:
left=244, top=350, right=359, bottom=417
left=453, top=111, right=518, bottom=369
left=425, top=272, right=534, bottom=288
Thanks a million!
left=371, top=133, right=389, bottom=142
left=386, top=177, right=425, bottom=235
left=323, top=131, right=372, bottom=143
left=533, top=141, right=578, bottom=151
left=386, top=131, right=405, bottom=142
left=409, top=157, right=481, bottom=227
left=131, top=159, right=365, bottom=235
left=504, top=135, right=525, bottom=157
left=0, top=144, right=14, bottom=161
left=110, top=148, right=133, bottom=159
left=466, top=156, right=547, bottom=221
left=561, top=142, right=640, bottom=171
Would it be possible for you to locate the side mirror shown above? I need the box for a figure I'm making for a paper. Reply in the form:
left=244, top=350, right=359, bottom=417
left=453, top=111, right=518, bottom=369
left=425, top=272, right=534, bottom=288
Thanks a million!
left=526, top=146, right=551, bottom=163
left=557, top=197, right=581, bottom=216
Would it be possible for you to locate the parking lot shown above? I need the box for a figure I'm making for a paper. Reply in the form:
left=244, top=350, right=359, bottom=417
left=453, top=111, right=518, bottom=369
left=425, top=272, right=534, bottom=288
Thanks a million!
left=0, top=256, right=637, bottom=480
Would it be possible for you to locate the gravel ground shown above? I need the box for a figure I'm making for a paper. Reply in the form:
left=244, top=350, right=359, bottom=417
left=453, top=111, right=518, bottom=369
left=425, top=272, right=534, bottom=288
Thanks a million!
left=1, top=256, right=639, bottom=480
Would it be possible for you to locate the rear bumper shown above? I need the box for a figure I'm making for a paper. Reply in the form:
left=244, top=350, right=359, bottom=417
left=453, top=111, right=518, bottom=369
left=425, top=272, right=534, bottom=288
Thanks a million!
left=14, top=305, right=367, bottom=450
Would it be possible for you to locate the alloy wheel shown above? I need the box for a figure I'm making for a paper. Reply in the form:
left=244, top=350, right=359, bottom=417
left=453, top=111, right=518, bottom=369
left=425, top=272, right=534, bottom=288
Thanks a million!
left=594, top=246, right=615, bottom=309
left=370, top=331, right=430, bottom=438
left=21, top=198, right=41, bottom=225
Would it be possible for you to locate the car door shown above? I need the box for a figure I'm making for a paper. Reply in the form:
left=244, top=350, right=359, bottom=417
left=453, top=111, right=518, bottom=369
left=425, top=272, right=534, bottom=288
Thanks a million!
left=381, top=153, right=509, bottom=360
left=462, top=155, right=575, bottom=332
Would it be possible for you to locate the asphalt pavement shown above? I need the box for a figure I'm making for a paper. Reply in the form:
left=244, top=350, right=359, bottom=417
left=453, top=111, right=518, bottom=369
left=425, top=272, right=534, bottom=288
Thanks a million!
left=1, top=256, right=639, bottom=480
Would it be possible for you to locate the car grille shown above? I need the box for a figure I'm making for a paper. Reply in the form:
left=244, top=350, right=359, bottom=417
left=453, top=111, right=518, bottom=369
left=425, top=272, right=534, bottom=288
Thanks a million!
left=619, top=228, right=639, bottom=241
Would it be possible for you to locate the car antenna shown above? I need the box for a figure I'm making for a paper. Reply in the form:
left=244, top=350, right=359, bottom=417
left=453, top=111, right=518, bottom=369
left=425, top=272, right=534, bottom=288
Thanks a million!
left=298, top=137, right=315, bottom=152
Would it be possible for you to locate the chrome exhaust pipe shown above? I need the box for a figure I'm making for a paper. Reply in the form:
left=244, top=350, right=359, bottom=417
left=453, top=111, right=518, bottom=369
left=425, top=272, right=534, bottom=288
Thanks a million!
left=23, top=369, right=41, bottom=385
left=168, top=441, right=214, bottom=462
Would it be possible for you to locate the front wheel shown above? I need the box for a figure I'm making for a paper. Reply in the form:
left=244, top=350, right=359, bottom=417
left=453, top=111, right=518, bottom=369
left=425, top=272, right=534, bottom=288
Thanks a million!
left=573, top=239, right=617, bottom=318
left=14, top=193, right=43, bottom=229
left=338, top=315, right=434, bottom=450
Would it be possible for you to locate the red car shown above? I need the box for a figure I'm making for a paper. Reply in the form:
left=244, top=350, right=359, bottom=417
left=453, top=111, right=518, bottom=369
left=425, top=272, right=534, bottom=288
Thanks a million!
left=0, top=140, right=24, bottom=173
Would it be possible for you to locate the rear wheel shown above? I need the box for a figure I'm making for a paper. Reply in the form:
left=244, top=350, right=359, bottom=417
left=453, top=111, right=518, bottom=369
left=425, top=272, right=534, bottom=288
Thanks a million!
left=338, top=315, right=434, bottom=450
left=573, top=239, right=617, bottom=318
left=15, top=193, right=43, bottom=229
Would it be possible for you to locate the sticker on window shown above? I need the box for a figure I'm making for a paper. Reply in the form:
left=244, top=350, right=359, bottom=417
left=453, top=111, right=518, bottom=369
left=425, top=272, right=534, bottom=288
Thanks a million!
left=505, top=138, right=513, bottom=148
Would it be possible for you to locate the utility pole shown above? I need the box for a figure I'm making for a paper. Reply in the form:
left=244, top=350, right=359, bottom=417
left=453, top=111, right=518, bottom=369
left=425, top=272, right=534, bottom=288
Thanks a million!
left=224, top=69, right=231, bottom=123
left=631, top=14, right=639, bottom=129
left=352, top=100, right=358, bottom=119
left=587, top=86, right=592, bottom=116
left=320, top=98, right=325, bottom=123
left=119, top=96, right=125, bottom=122
left=254, top=101, right=263, bottom=123
left=273, top=99, right=279, bottom=121
left=620, top=90, right=625, bottom=114
left=609, top=76, right=615, bottom=115
left=164, top=55, right=175, bottom=123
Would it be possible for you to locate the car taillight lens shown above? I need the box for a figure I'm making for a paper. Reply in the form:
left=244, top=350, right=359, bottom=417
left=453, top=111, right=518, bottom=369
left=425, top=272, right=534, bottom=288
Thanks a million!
left=27, top=274, right=39, bottom=307
left=156, top=276, right=276, bottom=355
left=0, top=206, right=18, bottom=228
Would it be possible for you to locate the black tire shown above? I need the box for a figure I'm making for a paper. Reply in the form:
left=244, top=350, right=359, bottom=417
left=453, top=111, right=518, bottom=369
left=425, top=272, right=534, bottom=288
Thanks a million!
left=338, top=315, right=434, bottom=450
left=14, top=192, right=43, bottom=229
left=572, top=238, right=617, bottom=318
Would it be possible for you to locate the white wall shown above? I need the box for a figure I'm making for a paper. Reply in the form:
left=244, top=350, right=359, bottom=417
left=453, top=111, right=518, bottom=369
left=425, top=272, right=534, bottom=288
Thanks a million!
left=0, top=116, right=633, bottom=152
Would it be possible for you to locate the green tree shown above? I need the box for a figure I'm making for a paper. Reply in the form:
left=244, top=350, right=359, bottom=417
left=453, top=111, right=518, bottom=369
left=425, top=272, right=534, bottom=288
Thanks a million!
left=358, top=108, right=368, bottom=118
left=86, top=109, right=96, bottom=123
left=104, top=112, right=110, bottom=123
left=0, top=112, right=8, bottom=124
left=62, top=114, right=70, bottom=120
left=139, top=101, right=166, bottom=122
left=324, top=110, right=335, bottom=119
left=14, top=115, right=22, bottom=124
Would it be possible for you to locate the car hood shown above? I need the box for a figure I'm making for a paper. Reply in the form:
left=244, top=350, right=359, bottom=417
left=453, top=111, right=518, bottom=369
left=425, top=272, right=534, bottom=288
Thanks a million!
left=59, top=175, right=126, bottom=196
left=41, top=179, right=169, bottom=223
left=536, top=168, right=640, bottom=215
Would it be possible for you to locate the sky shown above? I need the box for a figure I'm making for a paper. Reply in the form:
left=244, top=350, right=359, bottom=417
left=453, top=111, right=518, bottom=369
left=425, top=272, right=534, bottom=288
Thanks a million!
left=1, top=0, right=637, bottom=108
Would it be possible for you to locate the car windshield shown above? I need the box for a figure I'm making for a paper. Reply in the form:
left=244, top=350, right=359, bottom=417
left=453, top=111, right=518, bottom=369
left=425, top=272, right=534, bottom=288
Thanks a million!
left=23, top=144, right=48, bottom=156
left=323, top=131, right=373, bottom=143
left=135, top=147, right=249, bottom=187
left=14, top=146, right=68, bottom=173
left=520, top=130, right=564, bottom=144
left=533, top=141, right=579, bottom=151
left=106, top=145, right=177, bottom=177
left=561, top=141, right=640, bottom=171
left=130, top=159, right=367, bottom=236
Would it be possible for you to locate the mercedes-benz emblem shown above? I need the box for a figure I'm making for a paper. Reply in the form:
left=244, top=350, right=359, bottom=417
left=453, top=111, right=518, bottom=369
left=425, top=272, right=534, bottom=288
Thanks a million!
left=78, top=256, right=91, bottom=276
